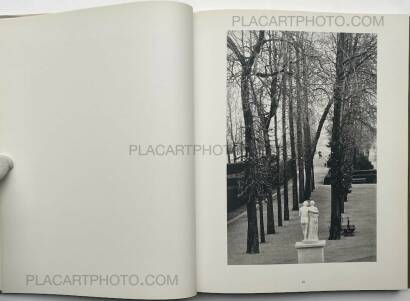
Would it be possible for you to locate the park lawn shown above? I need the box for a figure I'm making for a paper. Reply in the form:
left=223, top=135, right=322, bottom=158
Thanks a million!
left=227, top=174, right=377, bottom=265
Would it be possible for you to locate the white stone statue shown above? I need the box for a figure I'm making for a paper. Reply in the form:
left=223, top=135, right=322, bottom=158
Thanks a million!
left=295, top=200, right=325, bottom=263
left=307, top=200, right=319, bottom=241
left=299, top=201, right=309, bottom=241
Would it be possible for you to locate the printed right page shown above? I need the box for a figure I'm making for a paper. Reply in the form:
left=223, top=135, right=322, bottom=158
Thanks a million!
left=194, top=10, right=408, bottom=293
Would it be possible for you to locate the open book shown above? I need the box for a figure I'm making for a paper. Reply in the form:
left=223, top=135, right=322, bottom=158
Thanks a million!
left=0, top=1, right=408, bottom=299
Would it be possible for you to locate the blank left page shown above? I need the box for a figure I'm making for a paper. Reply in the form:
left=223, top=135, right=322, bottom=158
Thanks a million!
left=0, top=2, right=195, bottom=299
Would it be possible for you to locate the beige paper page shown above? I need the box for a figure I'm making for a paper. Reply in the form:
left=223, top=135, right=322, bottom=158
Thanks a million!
left=195, top=10, right=408, bottom=293
left=0, top=2, right=195, bottom=299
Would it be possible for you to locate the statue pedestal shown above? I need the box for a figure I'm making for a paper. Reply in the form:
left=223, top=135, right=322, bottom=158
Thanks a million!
left=295, top=240, right=326, bottom=263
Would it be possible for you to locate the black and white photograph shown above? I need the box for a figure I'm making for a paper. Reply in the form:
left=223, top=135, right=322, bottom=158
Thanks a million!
left=227, top=30, right=377, bottom=264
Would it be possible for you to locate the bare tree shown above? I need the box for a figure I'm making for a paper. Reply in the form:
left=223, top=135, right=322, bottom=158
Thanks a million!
left=301, top=42, right=314, bottom=199
left=227, top=31, right=265, bottom=253
left=328, top=32, right=347, bottom=240
left=281, top=38, right=290, bottom=220
left=273, top=112, right=283, bottom=226
left=328, top=32, right=377, bottom=240
left=287, top=44, right=299, bottom=210
left=294, top=37, right=305, bottom=203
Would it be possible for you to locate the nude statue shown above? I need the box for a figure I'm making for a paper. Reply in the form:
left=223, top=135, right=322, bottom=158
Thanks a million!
left=299, top=201, right=309, bottom=241
left=307, top=200, right=319, bottom=241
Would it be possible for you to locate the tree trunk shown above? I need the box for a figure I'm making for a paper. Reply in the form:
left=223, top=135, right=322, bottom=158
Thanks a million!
left=295, top=41, right=305, bottom=203
left=227, top=142, right=231, bottom=163
left=310, top=97, right=334, bottom=165
left=246, top=195, right=259, bottom=252
left=264, top=130, right=276, bottom=234
left=281, top=53, right=290, bottom=221
left=288, top=50, right=299, bottom=210
left=266, top=194, right=276, bottom=234
left=329, top=33, right=347, bottom=240
left=274, top=113, right=283, bottom=227
left=258, top=198, right=266, bottom=243
left=227, top=98, right=238, bottom=163
left=311, top=162, right=315, bottom=190
left=304, top=134, right=313, bottom=200
left=302, top=44, right=313, bottom=200
left=242, top=70, right=260, bottom=252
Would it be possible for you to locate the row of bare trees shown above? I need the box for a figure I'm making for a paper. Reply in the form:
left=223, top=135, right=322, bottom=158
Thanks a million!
left=227, top=30, right=376, bottom=253
left=328, top=32, right=377, bottom=239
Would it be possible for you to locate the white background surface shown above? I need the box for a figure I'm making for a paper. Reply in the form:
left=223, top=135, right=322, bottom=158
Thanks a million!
left=0, top=0, right=409, bottom=301
left=0, top=0, right=410, bottom=14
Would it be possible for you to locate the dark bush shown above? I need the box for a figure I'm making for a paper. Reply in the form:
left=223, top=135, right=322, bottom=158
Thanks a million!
left=353, top=153, right=374, bottom=170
